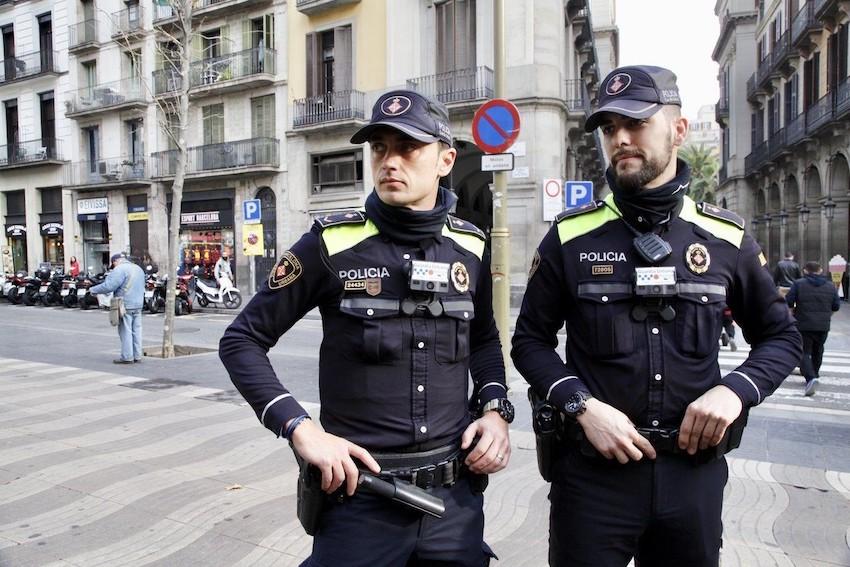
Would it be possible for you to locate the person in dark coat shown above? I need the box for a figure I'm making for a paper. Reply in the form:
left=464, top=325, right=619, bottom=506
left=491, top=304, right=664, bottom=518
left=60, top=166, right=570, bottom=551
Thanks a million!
left=773, top=252, right=802, bottom=297
left=786, top=261, right=841, bottom=396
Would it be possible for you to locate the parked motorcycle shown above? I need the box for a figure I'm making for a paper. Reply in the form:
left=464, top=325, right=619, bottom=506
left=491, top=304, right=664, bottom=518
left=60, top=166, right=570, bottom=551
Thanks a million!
left=76, top=271, right=106, bottom=310
left=1, top=273, right=12, bottom=300
left=37, top=267, right=64, bottom=306
left=192, top=268, right=242, bottom=309
left=21, top=270, right=44, bottom=306
left=176, top=274, right=193, bottom=316
left=143, top=265, right=164, bottom=313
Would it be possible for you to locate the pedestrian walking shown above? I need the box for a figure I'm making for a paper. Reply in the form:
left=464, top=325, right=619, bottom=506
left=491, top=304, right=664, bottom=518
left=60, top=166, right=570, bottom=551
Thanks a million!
left=720, top=304, right=738, bottom=351
left=220, top=89, right=510, bottom=567
left=512, top=65, right=801, bottom=567
left=90, top=253, right=145, bottom=364
left=774, top=251, right=802, bottom=297
left=786, top=261, right=841, bottom=396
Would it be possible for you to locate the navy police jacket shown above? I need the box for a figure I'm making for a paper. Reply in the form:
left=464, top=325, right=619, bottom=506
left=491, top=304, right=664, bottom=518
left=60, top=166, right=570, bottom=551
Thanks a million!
left=512, top=194, right=801, bottom=429
left=220, top=211, right=506, bottom=451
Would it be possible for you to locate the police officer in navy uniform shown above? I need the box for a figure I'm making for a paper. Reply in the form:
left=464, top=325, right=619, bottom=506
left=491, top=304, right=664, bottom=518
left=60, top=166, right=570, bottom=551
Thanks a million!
left=220, top=89, right=512, bottom=567
left=512, top=66, right=801, bottom=566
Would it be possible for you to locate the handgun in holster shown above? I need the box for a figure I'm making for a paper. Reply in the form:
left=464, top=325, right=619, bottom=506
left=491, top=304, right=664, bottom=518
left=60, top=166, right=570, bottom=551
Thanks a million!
left=527, top=387, right=563, bottom=482
left=292, top=446, right=325, bottom=536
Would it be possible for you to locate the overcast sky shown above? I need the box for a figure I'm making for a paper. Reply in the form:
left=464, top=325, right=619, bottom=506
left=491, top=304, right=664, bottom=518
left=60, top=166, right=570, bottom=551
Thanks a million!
left=614, top=0, right=721, bottom=120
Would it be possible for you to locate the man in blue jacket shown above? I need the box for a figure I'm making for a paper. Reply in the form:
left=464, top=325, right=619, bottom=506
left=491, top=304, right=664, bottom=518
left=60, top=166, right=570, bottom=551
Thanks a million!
left=91, top=253, right=146, bottom=364
left=786, top=261, right=841, bottom=396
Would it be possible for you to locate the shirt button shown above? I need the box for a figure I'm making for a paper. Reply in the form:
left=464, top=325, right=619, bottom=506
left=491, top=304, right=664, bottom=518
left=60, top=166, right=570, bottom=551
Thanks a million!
left=701, top=296, right=708, bottom=303
left=601, top=296, right=609, bottom=303
left=403, top=254, right=411, bottom=260
left=420, top=426, right=427, bottom=433
left=366, top=308, right=374, bottom=316
left=417, top=385, right=424, bottom=393
left=463, top=312, right=469, bottom=319
left=651, top=419, right=659, bottom=427
left=417, top=341, right=425, bottom=349
left=654, top=374, right=662, bottom=381
left=651, top=327, right=659, bottom=335
left=638, top=216, right=644, bottom=222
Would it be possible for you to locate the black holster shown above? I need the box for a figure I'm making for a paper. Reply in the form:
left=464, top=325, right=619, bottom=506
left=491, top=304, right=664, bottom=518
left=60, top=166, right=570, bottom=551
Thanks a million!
left=527, top=387, right=563, bottom=482
left=293, top=447, right=325, bottom=536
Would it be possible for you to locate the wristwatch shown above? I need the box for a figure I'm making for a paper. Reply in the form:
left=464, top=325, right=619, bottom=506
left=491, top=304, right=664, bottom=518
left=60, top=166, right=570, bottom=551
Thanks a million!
left=564, top=391, right=593, bottom=419
left=481, top=398, right=515, bottom=424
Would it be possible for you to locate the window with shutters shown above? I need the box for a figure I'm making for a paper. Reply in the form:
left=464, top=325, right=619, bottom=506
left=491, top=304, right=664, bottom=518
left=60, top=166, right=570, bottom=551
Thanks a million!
left=251, top=95, right=275, bottom=138
left=311, top=151, right=363, bottom=194
left=305, top=25, right=352, bottom=97
left=436, top=0, right=476, bottom=74
left=203, top=104, right=224, bottom=145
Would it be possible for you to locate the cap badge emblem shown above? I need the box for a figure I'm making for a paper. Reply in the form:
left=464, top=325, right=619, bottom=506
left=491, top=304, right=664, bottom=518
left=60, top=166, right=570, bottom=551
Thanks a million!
left=382, top=96, right=412, bottom=116
left=606, top=73, right=632, bottom=96
left=685, top=243, right=710, bottom=275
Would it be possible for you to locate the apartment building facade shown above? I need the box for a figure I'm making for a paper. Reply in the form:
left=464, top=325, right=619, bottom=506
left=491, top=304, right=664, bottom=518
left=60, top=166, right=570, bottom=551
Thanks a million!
left=2, top=0, right=615, bottom=293
left=0, top=0, right=69, bottom=274
left=715, top=0, right=849, bottom=268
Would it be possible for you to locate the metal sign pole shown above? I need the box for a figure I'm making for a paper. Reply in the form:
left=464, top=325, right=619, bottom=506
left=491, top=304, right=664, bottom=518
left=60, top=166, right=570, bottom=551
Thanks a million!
left=491, top=0, right=511, bottom=369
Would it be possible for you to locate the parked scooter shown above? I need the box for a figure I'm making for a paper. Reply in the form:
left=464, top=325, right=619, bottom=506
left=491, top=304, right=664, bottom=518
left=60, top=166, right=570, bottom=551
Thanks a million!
left=192, top=267, right=242, bottom=309
left=176, top=274, right=193, bottom=316
left=76, top=270, right=107, bottom=310
left=6, top=271, right=28, bottom=304
left=37, top=267, right=64, bottom=306
left=0, top=272, right=11, bottom=300
left=60, top=273, right=79, bottom=307
left=21, top=270, right=44, bottom=306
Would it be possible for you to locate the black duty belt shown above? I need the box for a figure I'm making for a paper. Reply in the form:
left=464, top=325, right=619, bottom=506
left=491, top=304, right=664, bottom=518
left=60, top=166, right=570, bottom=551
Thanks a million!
left=372, top=444, right=462, bottom=490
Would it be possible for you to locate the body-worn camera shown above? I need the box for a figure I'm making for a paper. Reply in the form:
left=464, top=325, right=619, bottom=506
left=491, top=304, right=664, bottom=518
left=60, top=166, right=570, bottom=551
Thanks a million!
left=409, top=260, right=450, bottom=293
left=633, top=232, right=673, bottom=264
left=634, top=266, right=677, bottom=298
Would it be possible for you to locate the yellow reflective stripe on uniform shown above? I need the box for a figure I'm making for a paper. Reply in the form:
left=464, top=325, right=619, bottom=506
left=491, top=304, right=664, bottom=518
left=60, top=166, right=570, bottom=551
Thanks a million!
left=557, top=194, right=620, bottom=244
left=322, top=220, right=380, bottom=256
left=678, top=197, right=744, bottom=248
left=442, top=226, right=485, bottom=259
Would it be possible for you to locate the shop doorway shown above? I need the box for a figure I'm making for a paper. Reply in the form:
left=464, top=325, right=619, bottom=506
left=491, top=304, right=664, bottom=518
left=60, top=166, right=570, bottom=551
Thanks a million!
left=254, top=186, right=276, bottom=291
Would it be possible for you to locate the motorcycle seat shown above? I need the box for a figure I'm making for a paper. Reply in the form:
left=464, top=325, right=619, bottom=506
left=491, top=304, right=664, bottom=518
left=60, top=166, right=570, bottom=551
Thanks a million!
left=199, top=277, right=219, bottom=288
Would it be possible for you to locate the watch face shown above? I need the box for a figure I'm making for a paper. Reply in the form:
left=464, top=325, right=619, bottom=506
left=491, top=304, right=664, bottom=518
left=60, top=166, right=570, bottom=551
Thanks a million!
left=565, top=392, right=585, bottom=415
left=500, top=399, right=515, bottom=423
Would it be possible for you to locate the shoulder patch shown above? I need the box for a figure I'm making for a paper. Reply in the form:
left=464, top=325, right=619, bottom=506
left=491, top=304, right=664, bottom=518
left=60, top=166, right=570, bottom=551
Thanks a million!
left=268, top=250, right=303, bottom=290
left=555, top=200, right=602, bottom=223
left=446, top=215, right=486, bottom=240
left=314, top=210, right=366, bottom=229
left=696, top=202, right=745, bottom=230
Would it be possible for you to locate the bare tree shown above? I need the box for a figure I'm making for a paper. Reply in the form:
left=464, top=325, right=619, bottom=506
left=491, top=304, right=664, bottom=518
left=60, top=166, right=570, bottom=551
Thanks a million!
left=111, top=0, right=196, bottom=357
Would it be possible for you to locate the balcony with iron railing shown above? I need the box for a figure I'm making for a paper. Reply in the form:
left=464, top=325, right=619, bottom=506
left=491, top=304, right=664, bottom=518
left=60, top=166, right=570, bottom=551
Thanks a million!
left=565, top=79, right=587, bottom=113
left=814, top=0, right=838, bottom=19
left=791, top=2, right=821, bottom=48
left=111, top=6, right=145, bottom=38
left=715, top=97, right=729, bottom=123
left=69, top=19, right=99, bottom=52
left=786, top=112, right=806, bottom=146
left=770, top=31, right=794, bottom=75
left=806, top=91, right=834, bottom=133
left=292, top=90, right=366, bottom=128
left=150, top=137, right=279, bottom=177
left=65, top=156, right=150, bottom=188
left=188, top=47, right=276, bottom=94
left=295, top=0, right=360, bottom=16
left=744, top=141, right=768, bottom=174
left=0, top=138, right=64, bottom=170
left=0, top=50, right=60, bottom=84
left=746, top=73, right=761, bottom=101
left=152, top=67, right=182, bottom=96
left=407, top=66, right=494, bottom=106
left=154, top=0, right=272, bottom=25
left=66, top=78, right=147, bottom=118
left=768, top=127, right=788, bottom=160
left=756, top=54, right=772, bottom=89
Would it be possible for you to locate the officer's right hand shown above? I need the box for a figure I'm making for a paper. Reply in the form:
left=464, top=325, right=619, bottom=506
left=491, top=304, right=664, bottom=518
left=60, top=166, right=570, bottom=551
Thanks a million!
left=290, top=419, right=381, bottom=496
left=576, top=399, right=656, bottom=464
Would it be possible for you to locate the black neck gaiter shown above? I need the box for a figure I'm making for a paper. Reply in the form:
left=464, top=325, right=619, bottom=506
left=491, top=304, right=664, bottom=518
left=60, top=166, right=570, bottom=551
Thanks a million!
left=607, top=159, right=691, bottom=231
left=365, top=187, right=457, bottom=245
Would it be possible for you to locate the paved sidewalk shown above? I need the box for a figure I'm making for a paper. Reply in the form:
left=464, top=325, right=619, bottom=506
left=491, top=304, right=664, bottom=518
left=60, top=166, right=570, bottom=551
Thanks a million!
left=1, top=358, right=849, bottom=566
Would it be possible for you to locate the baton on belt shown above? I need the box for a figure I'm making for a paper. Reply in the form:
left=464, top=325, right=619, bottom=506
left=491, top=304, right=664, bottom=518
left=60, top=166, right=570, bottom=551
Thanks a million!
left=358, top=472, right=445, bottom=518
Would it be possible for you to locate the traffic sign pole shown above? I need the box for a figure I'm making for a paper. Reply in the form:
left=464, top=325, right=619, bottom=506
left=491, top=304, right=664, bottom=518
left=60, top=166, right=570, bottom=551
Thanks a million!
left=492, top=0, right=511, bottom=370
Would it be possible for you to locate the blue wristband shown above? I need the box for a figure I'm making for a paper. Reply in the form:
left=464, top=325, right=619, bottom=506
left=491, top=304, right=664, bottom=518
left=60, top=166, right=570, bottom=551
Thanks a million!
left=284, top=414, right=310, bottom=440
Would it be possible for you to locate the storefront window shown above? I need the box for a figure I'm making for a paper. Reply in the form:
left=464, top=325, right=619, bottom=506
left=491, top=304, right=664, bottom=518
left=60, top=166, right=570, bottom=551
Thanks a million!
left=82, top=220, right=109, bottom=274
left=9, top=236, right=27, bottom=272
left=179, top=229, right=234, bottom=279
left=43, top=235, right=64, bottom=266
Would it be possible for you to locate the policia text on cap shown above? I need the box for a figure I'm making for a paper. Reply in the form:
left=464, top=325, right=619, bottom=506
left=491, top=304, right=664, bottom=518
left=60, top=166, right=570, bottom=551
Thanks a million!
left=220, top=90, right=513, bottom=567
left=512, top=65, right=801, bottom=566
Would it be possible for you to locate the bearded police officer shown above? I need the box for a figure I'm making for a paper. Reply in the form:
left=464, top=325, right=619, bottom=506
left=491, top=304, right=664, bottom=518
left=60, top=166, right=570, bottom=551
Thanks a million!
left=512, top=66, right=801, bottom=566
left=220, top=90, right=511, bottom=567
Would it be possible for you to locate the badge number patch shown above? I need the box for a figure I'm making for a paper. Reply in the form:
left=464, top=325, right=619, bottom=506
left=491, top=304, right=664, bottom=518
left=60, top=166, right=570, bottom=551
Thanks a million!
left=685, top=243, right=710, bottom=275
left=452, top=262, right=470, bottom=293
left=269, top=251, right=303, bottom=290
left=592, top=264, right=614, bottom=276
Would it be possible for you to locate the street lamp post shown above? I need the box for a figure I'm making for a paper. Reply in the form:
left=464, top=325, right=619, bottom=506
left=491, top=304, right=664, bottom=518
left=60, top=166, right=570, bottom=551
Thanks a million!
left=799, top=203, right=810, bottom=261
left=824, top=197, right=836, bottom=259
left=778, top=209, right=789, bottom=258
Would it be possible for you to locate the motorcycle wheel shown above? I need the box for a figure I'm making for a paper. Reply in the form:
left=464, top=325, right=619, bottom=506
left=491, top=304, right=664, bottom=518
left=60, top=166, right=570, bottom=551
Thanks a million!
left=80, top=296, right=92, bottom=310
left=8, top=288, right=19, bottom=304
left=151, top=297, right=164, bottom=314
left=175, top=297, right=188, bottom=316
left=46, top=291, right=61, bottom=306
left=197, top=295, right=209, bottom=307
left=223, top=291, right=242, bottom=309
left=63, top=294, right=78, bottom=308
left=23, top=290, right=36, bottom=306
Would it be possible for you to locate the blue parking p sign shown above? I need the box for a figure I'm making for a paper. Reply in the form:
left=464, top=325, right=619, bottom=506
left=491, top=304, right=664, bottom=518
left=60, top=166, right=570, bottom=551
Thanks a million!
left=565, top=181, right=593, bottom=209
left=243, top=199, right=261, bottom=224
